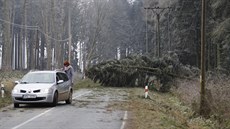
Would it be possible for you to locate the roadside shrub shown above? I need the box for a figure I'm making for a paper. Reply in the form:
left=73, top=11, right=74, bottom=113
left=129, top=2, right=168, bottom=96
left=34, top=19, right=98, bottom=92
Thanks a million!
left=0, top=70, right=26, bottom=108
left=173, top=73, right=230, bottom=128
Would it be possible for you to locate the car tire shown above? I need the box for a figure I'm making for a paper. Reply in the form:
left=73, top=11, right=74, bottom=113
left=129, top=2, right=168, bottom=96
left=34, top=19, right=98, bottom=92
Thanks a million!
left=14, top=103, right=19, bottom=108
left=51, top=92, right=58, bottom=107
left=65, top=90, right=72, bottom=104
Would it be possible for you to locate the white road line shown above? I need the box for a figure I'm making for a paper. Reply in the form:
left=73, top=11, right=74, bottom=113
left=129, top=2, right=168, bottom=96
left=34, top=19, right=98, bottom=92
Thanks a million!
left=120, top=111, right=128, bottom=129
left=12, top=108, right=54, bottom=129
left=12, top=90, right=92, bottom=129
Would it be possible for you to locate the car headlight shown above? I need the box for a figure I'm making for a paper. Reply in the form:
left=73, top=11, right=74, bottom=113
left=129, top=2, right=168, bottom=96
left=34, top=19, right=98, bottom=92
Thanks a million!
left=43, top=88, right=53, bottom=94
left=12, top=88, right=19, bottom=94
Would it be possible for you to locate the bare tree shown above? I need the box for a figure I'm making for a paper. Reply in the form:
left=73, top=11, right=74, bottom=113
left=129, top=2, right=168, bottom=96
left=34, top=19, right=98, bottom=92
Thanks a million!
left=1, top=0, right=13, bottom=70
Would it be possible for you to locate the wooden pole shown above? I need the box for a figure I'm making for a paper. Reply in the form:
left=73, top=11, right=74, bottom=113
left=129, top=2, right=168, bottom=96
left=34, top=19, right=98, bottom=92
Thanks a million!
left=144, top=7, right=170, bottom=58
left=200, top=0, right=206, bottom=116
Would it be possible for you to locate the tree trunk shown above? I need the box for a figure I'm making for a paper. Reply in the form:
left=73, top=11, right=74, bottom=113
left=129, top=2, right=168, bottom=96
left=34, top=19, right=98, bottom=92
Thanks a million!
left=35, top=28, right=39, bottom=69
left=41, top=32, right=45, bottom=70
left=23, top=0, right=28, bottom=69
left=11, top=0, right=15, bottom=70
left=51, top=0, right=58, bottom=69
left=44, top=9, right=51, bottom=70
left=28, top=30, right=35, bottom=70
left=2, top=0, right=12, bottom=70
left=68, top=0, right=72, bottom=63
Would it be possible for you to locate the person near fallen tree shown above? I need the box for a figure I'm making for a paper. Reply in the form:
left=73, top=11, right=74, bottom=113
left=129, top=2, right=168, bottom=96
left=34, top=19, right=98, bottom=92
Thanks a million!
left=63, top=61, right=74, bottom=85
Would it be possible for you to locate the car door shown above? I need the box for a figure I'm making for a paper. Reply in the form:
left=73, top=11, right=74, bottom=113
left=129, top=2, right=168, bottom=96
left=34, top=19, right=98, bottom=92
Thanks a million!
left=57, top=72, right=69, bottom=100
left=56, top=72, right=66, bottom=100
left=59, top=72, right=71, bottom=99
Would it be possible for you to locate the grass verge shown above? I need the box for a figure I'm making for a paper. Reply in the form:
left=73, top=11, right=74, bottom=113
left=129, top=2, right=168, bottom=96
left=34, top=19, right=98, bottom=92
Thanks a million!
left=0, top=96, right=12, bottom=108
left=126, top=89, right=218, bottom=129
left=74, top=78, right=102, bottom=89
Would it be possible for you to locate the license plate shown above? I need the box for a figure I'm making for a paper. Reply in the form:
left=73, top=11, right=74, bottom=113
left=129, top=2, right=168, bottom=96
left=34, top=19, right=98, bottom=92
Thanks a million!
left=23, top=95, right=37, bottom=99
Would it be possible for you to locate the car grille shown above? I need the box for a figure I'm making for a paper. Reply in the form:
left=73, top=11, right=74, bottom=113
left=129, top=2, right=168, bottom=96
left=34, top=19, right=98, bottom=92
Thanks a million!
left=15, top=97, right=46, bottom=101
left=33, top=90, right=41, bottom=93
left=20, top=89, right=41, bottom=93
left=20, top=90, right=26, bottom=93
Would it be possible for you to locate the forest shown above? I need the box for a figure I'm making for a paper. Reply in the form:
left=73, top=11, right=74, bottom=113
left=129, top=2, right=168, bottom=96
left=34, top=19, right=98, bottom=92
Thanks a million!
left=1, top=0, right=230, bottom=127
left=0, top=0, right=146, bottom=71
left=0, top=0, right=229, bottom=73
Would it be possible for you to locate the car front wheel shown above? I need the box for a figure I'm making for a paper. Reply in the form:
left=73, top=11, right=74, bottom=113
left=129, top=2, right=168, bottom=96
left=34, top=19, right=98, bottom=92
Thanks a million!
left=14, top=103, right=19, bottom=108
left=51, top=92, right=58, bottom=107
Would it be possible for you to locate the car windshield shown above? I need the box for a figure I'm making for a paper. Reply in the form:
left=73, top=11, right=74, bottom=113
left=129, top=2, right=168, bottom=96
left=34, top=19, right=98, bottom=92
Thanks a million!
left=21, top=72, right=55, bottom=83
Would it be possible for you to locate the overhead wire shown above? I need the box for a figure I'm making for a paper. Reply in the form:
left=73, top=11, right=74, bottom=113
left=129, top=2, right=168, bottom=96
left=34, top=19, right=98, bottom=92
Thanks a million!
left=0, top=18, right=38, bottom=29
left=0, top=18, right=71, bottom=42
left=38, top=28, right=71, bottom=42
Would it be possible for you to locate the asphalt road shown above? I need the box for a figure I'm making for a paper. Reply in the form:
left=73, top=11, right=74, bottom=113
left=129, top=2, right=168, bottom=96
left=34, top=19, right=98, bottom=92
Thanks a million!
left=0, top=88, right=128, bottom=129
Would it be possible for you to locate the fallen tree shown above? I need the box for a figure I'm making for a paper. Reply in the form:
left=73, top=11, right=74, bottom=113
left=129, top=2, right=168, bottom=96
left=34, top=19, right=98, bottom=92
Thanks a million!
left=85, top=53, right=199, bottom=92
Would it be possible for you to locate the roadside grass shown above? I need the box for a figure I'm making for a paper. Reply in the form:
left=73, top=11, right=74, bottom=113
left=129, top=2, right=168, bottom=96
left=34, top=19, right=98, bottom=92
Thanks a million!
left=122, top=88, right=217, bottom=129
left=0, top=95, right=12, bottom=109
left=174, top=77, right=230, bottom=128
left=74, top=78, right=102, bottom=89
left=0, top=71, right=26, bottom=108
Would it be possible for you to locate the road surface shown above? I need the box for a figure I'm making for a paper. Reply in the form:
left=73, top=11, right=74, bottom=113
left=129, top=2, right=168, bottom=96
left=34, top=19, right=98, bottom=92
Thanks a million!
left=0, top=88, right=129, bottom=129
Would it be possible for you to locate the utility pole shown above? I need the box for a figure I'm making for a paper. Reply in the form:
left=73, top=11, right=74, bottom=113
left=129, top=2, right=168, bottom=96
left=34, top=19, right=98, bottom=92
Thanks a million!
left=200, top=0, right=207, bottom=116
left=144, top=7, right=171, bottom=58
left=145, top=9, right=148, bottom=54
left=167, top=5, right=172, bottom=51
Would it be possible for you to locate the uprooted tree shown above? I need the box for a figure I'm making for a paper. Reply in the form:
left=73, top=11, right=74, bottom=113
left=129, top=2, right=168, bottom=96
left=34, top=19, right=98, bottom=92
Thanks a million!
left=85, top=53, right=199, bottom=92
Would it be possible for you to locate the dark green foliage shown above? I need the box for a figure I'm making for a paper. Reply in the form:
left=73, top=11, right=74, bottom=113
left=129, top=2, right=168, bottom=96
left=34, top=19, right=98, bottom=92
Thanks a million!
left=85, top=53, right=195, bottom=92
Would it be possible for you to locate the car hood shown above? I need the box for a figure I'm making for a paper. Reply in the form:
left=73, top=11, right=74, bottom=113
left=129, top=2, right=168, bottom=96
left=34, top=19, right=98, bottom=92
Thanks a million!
left=14, top=83, right=54, bottom=90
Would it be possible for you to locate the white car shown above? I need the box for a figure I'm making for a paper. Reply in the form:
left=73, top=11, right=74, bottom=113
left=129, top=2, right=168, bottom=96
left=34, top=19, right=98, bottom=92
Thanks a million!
left=12, top=70, right=73, bottom=108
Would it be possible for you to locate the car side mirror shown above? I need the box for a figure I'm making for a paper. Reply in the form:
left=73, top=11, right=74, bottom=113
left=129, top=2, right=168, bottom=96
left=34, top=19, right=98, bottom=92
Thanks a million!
left=57, top=80, right=64, bottom=84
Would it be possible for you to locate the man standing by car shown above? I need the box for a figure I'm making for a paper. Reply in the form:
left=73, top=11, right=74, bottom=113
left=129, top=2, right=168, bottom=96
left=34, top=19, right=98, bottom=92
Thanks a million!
left=63, top=61, right=74, bottom=85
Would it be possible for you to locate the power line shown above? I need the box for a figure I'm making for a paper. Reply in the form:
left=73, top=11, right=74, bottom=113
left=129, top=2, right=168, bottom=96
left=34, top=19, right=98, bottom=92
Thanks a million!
left=0, top=19, right=38, bottom=29
left=38, top=28, right=70, bottom=42
left=0, top=18, right=70, bottom=42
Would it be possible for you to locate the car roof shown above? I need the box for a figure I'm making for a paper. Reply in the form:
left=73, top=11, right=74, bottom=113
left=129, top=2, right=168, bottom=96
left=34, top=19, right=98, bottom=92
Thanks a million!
left=28, top=70, right=65, bottom=74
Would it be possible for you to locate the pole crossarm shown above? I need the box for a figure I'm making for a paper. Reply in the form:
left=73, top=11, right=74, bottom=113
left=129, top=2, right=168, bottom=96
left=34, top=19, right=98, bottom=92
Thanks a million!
left=144, top=7, right=172, bottom=20
left=144, top=7, right=171, bottom=15
left=144, top=7, right=171, bottom=9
